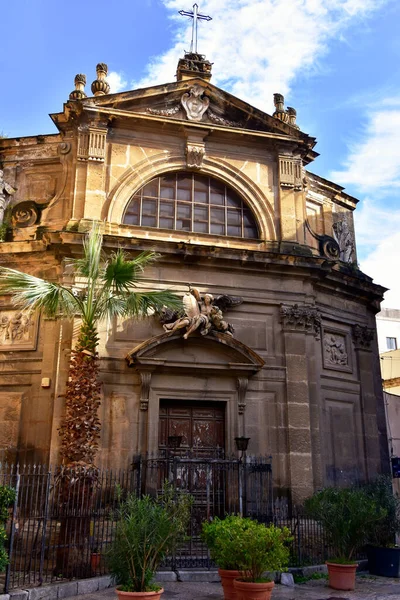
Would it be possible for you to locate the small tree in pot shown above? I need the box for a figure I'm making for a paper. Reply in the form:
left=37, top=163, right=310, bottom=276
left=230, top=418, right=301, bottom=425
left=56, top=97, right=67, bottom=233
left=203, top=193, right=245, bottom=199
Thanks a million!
left=232, top=521, right=292, bottom=600
left=202, top=516, right=256, bottom=600
left=362, top=475, right=400, bottom=577
left=305, top=487, right=386, bottom=591
left=107, top=484, right=192, bottom=600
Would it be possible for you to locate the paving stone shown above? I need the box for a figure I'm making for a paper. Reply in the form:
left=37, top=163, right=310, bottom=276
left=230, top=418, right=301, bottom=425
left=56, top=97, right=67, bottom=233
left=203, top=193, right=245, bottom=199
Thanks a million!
left=57, top=582, right=78, bottom=599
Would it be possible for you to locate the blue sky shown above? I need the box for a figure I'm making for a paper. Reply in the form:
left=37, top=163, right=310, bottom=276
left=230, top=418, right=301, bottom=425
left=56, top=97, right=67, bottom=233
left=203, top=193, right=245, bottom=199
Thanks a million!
left=1, top=0, right=400, bottom=306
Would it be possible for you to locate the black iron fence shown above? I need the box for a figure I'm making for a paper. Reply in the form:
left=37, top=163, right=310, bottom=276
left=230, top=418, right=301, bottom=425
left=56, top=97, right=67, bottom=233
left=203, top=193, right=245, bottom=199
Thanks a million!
left=0, top=457, right=364, bottom=591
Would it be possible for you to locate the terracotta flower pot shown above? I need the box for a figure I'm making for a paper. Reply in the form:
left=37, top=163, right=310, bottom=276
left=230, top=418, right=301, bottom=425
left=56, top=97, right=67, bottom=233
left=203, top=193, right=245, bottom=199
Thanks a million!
left=90, top=552, right=101, bottom=572
left=326, top=562, right=357, bottom=591
left=218, top=569, right=241, bottom=600
left=233, top=579, right=274, bottom=600
left=116, top=587, right=164, bottom=600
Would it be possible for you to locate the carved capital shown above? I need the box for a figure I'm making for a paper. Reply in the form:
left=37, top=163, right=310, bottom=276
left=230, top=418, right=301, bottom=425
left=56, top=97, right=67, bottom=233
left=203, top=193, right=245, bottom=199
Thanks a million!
left=352, top=325, right=374, bottom=351
left=237, top=377, right=248, bottom=415
left=186, top=142, right=205, bottom=169
left=280, top=304, right=321, bottom=339
left=278, top=156, right=302, bottom=190
left=139, top=371, right=152, bottom=411
left=77, top=126, right=107, bottom=162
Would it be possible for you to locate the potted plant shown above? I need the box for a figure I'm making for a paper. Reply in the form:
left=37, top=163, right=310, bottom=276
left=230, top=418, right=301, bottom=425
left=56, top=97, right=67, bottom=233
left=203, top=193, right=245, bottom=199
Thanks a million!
left=202, top=515, right=256, bottom=600
left=90, top=546, right=101, bottom=572
left=304, top=487, right=386, bottom=591
left=363, top=475, right=400, bottom=577
left=209, top=518, right=291, bottom=600
left=107, top=483, right=192, bottom=599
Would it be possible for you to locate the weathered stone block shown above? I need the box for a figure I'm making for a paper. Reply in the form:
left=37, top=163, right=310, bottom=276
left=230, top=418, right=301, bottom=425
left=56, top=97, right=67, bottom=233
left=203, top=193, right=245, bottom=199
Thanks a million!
left=57, top=581, right=78, bottom=599
left=97, top=576, right=113, bottom=590
left=177, top=569, right=219, bottom=582
left=155, top=571, right=177, bottom=582
left=28, top=586, right=55, bottom=600
left=9, top=591, right=28, bottom=600
left=76, top=579, right=99, bottom=595
left=280, top=572, right=294, bottom=587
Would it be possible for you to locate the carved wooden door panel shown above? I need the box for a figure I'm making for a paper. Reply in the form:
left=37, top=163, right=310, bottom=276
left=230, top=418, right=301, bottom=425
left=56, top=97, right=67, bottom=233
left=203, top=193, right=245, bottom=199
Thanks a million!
left=158, top=402, right=226, bottom=541
left=159, top=401, right=225, bottom=456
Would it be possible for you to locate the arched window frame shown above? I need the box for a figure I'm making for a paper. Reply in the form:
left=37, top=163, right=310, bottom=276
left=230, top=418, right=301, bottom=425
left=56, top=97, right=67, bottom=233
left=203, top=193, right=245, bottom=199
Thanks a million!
left=122, top=171, right=259, bottom=239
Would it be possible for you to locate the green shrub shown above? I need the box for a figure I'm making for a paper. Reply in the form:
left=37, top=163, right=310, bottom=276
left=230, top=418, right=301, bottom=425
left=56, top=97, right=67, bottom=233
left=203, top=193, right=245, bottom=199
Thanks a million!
left=107, top=483, right=192, bottom=592
left=202, top=515, right=256, bottom=570
left=0, top=485, right=16, bottom=572
left=203, top=516, right=291, bottom=582
left=361, top=475, right=400, bottom=547
left=235, top=521, right=292, bottom=582
left=304, top=487, right=386, bottom=562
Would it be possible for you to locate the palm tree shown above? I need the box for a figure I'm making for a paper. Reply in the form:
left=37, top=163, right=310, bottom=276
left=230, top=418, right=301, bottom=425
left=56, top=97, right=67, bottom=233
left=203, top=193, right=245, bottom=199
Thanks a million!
left=0, top=224, right=182, bottom=468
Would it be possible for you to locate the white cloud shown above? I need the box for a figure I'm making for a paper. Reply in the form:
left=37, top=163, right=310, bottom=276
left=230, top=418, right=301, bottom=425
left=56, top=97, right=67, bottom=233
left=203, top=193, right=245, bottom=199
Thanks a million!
left=331, top=98, right=400, bottom=193
left=354, top=199, right=400, bottom=308
left=133, top=0, right=388, bottom=112
left=360, top=232, right=400, bottom=309
left=108, top=71, right=128, bottom=94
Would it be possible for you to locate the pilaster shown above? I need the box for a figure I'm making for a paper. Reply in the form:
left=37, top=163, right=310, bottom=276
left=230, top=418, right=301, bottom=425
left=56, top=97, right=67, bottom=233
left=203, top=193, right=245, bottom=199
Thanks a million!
left=281, top=304, right=321, bottom=504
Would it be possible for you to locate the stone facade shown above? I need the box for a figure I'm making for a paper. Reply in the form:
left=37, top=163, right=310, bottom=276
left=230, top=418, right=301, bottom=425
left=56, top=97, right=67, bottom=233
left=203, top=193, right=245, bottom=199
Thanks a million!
left=0, top=60, right=389, bottom=503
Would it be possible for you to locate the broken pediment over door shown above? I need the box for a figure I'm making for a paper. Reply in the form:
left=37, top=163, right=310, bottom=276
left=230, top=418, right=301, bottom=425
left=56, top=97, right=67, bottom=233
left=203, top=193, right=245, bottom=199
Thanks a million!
left=126, top=330, right=265, bottom=376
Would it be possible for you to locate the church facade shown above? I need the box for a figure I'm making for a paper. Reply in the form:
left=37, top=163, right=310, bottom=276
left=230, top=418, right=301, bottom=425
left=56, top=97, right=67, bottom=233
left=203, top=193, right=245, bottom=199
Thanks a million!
left=0, top=55, right=389, bottom=503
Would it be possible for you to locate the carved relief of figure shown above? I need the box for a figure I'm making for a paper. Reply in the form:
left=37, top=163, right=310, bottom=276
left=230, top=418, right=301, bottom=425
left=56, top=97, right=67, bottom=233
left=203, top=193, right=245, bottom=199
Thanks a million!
left=0, top=311, right=33, bottom=345
left=0, top=170, right=16, bottom=225
left=162, top=288, right=242, bottom=339
left=324, top=334, right=348, bottom=366
left=333, top=219, right=355, bottom=263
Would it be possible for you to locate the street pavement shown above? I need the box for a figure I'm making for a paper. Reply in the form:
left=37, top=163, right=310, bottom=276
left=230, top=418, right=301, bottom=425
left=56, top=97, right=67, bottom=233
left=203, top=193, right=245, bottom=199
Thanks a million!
left=76, top=574, right=400, bottom=600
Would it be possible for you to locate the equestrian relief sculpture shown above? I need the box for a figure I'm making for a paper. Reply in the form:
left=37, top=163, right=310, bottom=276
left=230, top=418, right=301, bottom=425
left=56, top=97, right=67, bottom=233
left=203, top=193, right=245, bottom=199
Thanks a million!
left=161, top=288, right=242, bottom=339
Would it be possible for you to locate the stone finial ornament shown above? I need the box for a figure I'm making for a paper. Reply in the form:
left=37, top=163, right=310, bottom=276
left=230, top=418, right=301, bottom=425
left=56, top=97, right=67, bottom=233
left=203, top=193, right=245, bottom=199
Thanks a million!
left=69, top=74, right=87, bottom=100
left=286, top=107, right=299, bottom=129
left=91, top=63, right=110, bottom=96
left=273, top=93, right=299, bottom=128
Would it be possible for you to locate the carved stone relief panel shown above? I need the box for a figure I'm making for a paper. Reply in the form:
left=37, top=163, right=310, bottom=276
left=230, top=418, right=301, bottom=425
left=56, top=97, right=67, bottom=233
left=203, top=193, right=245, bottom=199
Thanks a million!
left=322, top=328, right=352, bottom=373
left=0, top=310, right=38, bottom=351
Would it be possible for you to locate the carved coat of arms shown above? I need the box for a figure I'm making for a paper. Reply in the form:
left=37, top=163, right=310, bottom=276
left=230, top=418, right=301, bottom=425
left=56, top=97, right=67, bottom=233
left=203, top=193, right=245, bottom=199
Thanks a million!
left=181, top=85, right=210, bottom=122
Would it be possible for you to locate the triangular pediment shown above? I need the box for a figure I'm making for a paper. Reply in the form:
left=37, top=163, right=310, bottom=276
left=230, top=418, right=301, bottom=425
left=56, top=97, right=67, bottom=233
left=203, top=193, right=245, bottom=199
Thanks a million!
left=56, top=78, right=316, bottom=147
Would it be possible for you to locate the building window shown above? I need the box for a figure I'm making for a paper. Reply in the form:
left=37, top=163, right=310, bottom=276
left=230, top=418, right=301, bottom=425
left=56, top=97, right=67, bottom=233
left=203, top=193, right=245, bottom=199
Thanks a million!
left=123, top=172, right=259, bottom=239
left=386, top=337, right=397, bottom=350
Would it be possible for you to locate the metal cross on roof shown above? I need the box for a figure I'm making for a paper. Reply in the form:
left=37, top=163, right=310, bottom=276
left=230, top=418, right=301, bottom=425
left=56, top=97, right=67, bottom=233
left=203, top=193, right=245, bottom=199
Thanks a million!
left=179, top=3, right=212, bottom=54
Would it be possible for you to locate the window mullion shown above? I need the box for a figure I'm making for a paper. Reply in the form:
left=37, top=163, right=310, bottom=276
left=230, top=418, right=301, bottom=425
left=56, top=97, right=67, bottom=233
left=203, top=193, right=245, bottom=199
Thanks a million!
left=139, top=188, right=143, bottom=226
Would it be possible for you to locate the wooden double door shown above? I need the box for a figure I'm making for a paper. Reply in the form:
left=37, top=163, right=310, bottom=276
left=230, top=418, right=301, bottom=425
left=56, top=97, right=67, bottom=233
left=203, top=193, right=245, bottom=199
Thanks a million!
left=159, top=400, right=225, bottom=456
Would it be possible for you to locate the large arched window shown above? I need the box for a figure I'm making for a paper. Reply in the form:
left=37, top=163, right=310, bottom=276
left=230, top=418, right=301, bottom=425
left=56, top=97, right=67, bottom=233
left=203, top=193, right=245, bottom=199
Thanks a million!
left=122, top=172, right=259, bottom=238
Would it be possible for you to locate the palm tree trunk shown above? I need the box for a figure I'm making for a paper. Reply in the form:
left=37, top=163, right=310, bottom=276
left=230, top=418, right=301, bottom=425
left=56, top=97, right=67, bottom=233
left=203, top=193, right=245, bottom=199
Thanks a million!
left=56, top=322, right=101, bottom=576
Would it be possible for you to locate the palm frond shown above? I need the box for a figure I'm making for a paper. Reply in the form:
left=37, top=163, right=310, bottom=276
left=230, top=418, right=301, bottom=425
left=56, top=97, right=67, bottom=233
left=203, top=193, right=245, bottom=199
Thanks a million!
left=103, top=250, right=161, bottom=293
left=125, top=290, right=182, bottom=318
left=0, top=268, right=80, bottom=318
left=95, top=295, right=129, bottom=322
left=74, top=223, right=103, bottom=280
